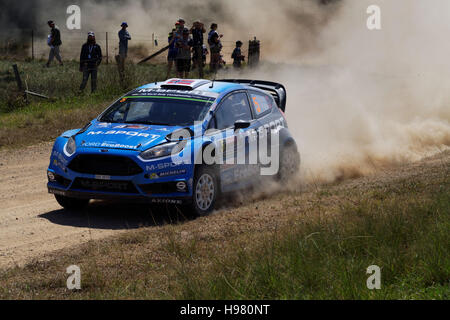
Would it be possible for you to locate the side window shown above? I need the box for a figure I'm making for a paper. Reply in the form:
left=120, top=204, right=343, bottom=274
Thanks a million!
left=249, top=91, right=272, bottom=118
left=215, top=92, right=252, bottom=130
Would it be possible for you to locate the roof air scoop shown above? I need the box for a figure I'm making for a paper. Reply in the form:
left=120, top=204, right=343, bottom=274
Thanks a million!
left=160, top=79, right=210, bottom=91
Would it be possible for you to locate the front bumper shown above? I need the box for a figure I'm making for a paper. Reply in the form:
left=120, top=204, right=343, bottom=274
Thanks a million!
left=48, top=186, right=190, bottom=205
left=47, top=147, right=194, bottom=205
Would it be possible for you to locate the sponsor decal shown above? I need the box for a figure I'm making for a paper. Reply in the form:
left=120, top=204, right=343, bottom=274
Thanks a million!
left=150, top=173, right=159, bottom=180
left=151, top=199, right=183, bottom=205
left=176, top=181, right=187, bottom=191
left=132, top=88, right=218, bottom=99
left=83, top=142, right=138, bottom=149
left=86, top=130, right=159, bottom=139
left=148, top=169, right=186, bottom=180
left=95, top=175, right=111, bottom=180
left=158, top=169, right=187, bottom=178
left=146, top=162, right=185, bottom=172
left=48, top=188, right=66, bottom=196
left=52, top=151, right=69, bottom=166
left=53, top=159, right=66, bottom=171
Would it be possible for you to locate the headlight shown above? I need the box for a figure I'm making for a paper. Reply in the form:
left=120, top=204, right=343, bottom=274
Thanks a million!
left=139, top=142, right=183, bottom=160
left=64, top=136, right=77, bottom=156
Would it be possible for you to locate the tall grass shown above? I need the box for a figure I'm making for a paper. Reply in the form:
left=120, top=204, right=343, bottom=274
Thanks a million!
left=171, top=191, right=449, bottom=300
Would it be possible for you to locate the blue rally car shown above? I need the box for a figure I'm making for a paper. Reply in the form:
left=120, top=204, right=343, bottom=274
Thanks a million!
left=47, top=79, right=300, bottom=216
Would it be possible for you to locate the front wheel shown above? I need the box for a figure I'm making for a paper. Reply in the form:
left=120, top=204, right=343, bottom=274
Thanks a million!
left=189, top=166, right=219, bottom=217
left=54, top=194, right=89, bottom=210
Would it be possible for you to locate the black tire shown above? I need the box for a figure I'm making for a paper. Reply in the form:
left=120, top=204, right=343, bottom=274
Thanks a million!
left=189, top=165, right=219, bottom=217
left=278, top=142, right=300, bottom=183
left=54, top=194, right=89, bottom=210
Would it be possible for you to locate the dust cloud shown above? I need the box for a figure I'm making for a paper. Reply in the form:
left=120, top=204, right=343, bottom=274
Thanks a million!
left=2, top=0, right=449, bottom=183
left=223, top=0, right=450, bottom=183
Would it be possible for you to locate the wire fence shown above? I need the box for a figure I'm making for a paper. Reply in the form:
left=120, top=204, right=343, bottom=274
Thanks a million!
left=0, top=29, right=259, bottom=66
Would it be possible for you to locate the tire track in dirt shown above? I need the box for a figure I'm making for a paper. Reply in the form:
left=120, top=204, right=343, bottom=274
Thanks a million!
left=0, top=143, right=131, bottom=269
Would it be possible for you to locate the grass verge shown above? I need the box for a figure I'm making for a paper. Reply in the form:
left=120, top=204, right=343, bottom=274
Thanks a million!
left=0, top=154, right=448, bottom=299
left=0, top=59, right=215, bottom=149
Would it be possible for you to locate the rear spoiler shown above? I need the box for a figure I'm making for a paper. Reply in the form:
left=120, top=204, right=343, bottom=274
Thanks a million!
left=216, top=79, right=287, bottom=112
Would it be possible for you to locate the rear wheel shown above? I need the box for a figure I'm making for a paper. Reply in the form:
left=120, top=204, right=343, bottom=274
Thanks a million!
left=189, top=165, right=218, bottom=217
left=54, top=194, right=89, bottom=210
left=278, top=143, right=300, bottom=183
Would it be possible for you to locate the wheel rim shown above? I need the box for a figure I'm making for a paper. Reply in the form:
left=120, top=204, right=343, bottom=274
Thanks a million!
left=195, top=173, right=215, bottom=211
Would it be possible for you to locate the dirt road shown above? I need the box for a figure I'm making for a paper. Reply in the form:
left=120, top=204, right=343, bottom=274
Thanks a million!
left=0, top=143, right=149, bottom=269
left=0, top=142, right=448, bottom=270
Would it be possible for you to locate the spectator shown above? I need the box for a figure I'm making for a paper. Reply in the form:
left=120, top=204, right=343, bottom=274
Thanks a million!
left=45, top=20, right=63, bottom=67
left=192, top=44, right=208, bottom=70
left=177, top=18, right=186, bottom=32
left=118, top=22, right=131, bottom=75
left=190, top=21, right=206, bottom=78
left=209, top=33, right=222, bottom=73
left=118, top=22, right=131, bottom=60
left=79, top=32, right=102, bottom=93
left=166, top=27, right=178, bottom=79
left=207, top=23, right=222, bottom=46
left=175, top=28, right=193, bottom=78
left=231, top=41, right=245, bottom=69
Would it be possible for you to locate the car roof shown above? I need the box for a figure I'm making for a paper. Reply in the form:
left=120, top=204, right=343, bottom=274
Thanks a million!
left=133, top=79, right=249, bottom=97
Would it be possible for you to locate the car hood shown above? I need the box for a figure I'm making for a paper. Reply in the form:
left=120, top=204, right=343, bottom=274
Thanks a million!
left=76, top=122, right=184, bottom=151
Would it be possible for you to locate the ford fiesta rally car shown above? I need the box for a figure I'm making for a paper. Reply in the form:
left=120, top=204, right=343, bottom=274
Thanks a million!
left=47, top=79, right=300, bottom=216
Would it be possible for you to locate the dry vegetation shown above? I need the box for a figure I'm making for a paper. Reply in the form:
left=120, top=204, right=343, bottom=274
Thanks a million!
left=0, top=151, right=448, bottom=299
left=0, top=59, right=216, bottom=149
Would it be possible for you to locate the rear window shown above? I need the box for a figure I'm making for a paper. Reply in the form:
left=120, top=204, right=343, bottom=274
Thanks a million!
left=249, top=91, right=273, bottom=118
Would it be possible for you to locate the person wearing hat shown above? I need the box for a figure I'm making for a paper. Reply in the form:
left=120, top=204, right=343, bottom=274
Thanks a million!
left=117, top=22, right=131, bottom=75
left=190, top=21, right=206, bottom=78
left=175, top=28, right=194, bottom=79
left=118, top=22, right=131, bottom=59
left=79, top=32, right=102, bottom=93
left=166, top=27, right=179, bottom=79
left=45, top=20, right=63, bottom=67
left=231, top=40, right=245, bottom=69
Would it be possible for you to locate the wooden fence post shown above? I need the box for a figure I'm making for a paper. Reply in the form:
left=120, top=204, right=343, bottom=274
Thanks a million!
left=106, top=32, right=109, bottom=64
left=12, top=64, right=23, bottom=91
left=248, top=37, right=260, bottom=68
left=31, top=30, right=34, bottom=61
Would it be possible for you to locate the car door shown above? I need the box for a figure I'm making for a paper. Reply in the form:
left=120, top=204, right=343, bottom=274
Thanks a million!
left=208, top=91, right=259, bottom=191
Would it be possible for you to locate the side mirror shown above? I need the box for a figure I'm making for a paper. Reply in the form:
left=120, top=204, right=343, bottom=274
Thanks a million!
left=234, top=120, right=251, bottom=130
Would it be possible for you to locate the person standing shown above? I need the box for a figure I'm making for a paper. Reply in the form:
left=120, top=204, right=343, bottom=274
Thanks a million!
left=79, top=32, right=102, bottom=93
left=207, top=23, right=222, bottom=46
left=166, top=26, right=179, bottom=79
left=190, top=21, right=206, bottom=78
left=175, top=28, right=193, bottom=79
left=209, top=33, right=222, bottom=74
left=45, top=20, right=63, bottom=67
left=231, top=41, right=245, bottom=69
left=118, top=22, right=131, bottom=61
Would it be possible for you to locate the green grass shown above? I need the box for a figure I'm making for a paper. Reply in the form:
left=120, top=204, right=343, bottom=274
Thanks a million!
left=174, top=191, right=449, bottom=299
left=0, top=156, right=448, bottom=299
left=0, top=59, right=216, bottom=148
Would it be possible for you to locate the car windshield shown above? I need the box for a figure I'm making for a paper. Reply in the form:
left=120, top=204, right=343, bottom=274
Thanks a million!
left=99, top=96, right=214, bottom=126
